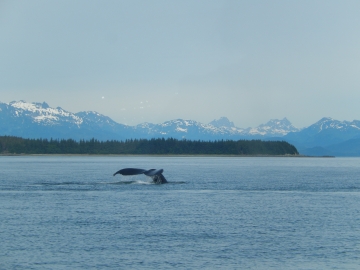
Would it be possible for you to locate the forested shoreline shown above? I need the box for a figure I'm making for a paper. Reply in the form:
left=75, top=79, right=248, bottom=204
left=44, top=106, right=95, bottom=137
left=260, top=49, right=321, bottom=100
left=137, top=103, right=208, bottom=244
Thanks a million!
left=0, top=136, right=299, bottom=155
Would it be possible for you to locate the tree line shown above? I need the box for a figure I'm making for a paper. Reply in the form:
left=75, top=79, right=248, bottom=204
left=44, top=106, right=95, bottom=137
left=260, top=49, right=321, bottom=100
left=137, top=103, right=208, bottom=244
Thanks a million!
left=0, top=136, right=299, bottom=155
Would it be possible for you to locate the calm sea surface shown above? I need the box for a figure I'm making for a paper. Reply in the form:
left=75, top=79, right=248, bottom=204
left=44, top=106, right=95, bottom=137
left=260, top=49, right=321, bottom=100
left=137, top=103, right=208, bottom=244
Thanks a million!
left=1, top=156, right=360, bottom=269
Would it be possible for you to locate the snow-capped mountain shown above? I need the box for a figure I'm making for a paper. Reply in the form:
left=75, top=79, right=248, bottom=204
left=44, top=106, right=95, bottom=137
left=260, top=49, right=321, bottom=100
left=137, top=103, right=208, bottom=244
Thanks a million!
left=284, top=117, right=360, bottom=148
left=6, top=101, right=83, bottom=126
left=0, top=101, right=132, bottom=140
left=76, top=111, right=117, bottom=127
left=244, top=118, right=300, bottom=136
left=209, top=117, right=235, bottom=128
left=302, top=117, right=360, bottom=135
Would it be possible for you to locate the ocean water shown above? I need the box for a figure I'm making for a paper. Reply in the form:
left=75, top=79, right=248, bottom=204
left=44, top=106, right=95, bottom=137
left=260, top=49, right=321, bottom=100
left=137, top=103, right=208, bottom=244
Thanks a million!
left=1, top=156, right=360, bottom=269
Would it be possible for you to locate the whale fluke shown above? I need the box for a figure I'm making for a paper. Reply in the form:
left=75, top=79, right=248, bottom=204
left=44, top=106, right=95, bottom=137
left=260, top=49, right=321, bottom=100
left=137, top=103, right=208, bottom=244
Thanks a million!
left=113, top=168, right=168, bottom=184
left=113, top=168, right=147, bottom=176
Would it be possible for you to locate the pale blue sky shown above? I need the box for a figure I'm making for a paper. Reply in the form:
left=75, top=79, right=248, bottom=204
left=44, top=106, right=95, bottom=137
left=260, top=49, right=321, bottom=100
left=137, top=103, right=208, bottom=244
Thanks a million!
left=1, top=0, right=360, bottom=128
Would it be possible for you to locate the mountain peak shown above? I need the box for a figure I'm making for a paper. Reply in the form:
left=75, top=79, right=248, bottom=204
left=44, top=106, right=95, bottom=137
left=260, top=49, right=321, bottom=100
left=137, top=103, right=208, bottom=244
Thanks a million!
left=248, top=118, right=299, bottom=136
left=209, top=117, right=235, bottom=128
left=317, top=117, right=335, bottom=122
left=33, top=102, right=50, bottom=109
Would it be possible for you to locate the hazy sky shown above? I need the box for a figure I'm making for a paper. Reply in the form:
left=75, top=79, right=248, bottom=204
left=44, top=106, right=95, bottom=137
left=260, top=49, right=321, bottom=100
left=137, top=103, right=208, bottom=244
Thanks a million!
left=1, top=0, right=360, bottom=128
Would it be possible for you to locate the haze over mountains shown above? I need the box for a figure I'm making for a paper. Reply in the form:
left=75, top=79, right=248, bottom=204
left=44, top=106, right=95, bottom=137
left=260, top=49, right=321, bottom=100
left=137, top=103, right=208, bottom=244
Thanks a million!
left=1, top=100, right=360, bottom=156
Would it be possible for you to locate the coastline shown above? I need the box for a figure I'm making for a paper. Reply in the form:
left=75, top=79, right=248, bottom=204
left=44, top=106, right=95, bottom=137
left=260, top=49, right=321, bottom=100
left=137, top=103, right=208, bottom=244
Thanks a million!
left=0, top=153, right=335, bottom=158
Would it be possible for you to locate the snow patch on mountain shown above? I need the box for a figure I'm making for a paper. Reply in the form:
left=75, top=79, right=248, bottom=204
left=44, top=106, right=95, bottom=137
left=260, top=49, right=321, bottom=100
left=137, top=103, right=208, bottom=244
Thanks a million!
left=176, top=127, right=188, bottom=132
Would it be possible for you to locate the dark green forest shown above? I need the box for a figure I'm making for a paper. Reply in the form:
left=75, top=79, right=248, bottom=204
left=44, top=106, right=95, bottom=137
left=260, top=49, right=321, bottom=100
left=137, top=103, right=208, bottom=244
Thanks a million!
left=0, top=136, right=299, bottom=155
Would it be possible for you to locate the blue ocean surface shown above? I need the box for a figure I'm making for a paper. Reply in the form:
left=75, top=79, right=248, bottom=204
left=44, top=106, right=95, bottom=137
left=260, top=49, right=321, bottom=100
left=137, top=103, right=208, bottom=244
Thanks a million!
left=1, top=156, right=360, bottom=269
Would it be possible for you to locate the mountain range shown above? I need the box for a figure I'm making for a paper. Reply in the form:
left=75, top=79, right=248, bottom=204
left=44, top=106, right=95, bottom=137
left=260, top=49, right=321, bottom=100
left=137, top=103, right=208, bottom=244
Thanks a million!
left=1, top=100, right=360, bottom=156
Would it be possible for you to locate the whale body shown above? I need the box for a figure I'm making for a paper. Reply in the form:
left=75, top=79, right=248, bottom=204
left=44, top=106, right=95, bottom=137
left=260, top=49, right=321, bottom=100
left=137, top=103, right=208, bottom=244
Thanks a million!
left=113, top=168, right=168, bottom=184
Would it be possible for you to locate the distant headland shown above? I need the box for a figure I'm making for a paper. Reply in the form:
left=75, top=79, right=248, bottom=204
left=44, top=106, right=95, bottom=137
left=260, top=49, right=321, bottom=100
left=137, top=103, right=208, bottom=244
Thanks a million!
left=0, top=136, right=299, bottom=156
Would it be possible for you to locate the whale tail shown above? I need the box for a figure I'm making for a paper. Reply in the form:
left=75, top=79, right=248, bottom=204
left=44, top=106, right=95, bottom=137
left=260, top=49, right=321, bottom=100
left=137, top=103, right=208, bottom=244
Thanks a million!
left=113, top=168, right=168, bottom=184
